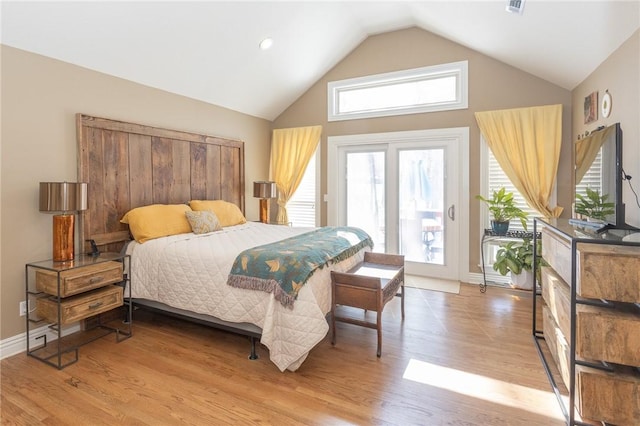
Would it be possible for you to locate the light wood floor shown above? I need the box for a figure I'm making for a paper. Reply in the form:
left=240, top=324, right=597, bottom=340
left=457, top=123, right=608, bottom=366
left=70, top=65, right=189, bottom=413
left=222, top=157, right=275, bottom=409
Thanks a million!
left=1, top=284, right=565, bottom=425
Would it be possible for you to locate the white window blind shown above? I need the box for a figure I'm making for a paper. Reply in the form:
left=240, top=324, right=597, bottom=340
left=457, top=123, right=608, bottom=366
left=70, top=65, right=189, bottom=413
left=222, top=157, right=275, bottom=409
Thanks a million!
left=487, top=148, right=540, bottom=232
left=286, top=150, right=317, bottom=227
left=575, top=150, right=603, bottom=199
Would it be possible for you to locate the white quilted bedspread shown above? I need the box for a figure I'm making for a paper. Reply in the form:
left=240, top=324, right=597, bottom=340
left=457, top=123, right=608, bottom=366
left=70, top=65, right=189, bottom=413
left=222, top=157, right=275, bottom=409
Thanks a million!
left=126, top=222, right=365, bottom=372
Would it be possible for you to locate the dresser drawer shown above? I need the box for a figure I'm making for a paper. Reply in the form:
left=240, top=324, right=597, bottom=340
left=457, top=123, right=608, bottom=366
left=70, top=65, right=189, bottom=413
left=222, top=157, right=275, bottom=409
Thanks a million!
left=542, top=228, right=640, bottom=303
left=542, top=266, right=640, bottom=366
left=577, top=365, right=640, bottom=426
left=576, top=243, right=640, bottom=303
left=544, top=304, right=640, bottom=425
left=542, top=228, right=573, bottom=285
left=36, top=261, right=123, bottom=297
left=541, top=266, right=571, bottom=339
left=37, top=285, right=123, bottom=325
left=576, top=303, right=640, bottom=366
left=542, top=304, right=571, bottom=389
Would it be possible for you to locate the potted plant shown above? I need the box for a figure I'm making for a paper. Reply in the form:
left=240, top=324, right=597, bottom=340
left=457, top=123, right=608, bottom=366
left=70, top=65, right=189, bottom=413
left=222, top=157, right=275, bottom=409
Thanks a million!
left=575, top=188, right=615, bottom=222
left=493, top=237, right=547, bottom=290
left=476, top=188, right=528, bottom=235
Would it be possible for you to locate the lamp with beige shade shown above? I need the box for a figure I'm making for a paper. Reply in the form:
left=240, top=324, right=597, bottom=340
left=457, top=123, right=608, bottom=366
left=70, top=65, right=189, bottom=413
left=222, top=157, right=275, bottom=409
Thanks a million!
left=253, top=181, right=276, bottom=223
left=39, top=182, right=87, bottom=262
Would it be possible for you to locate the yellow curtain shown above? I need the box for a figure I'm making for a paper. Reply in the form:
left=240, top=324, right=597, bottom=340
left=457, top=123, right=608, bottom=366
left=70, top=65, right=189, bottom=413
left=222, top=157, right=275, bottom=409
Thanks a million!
left=475, top=104, right=563, bottom=218
left=270, top=125, right=322, bottom=224
left=575, top=125, right=613, bottom=185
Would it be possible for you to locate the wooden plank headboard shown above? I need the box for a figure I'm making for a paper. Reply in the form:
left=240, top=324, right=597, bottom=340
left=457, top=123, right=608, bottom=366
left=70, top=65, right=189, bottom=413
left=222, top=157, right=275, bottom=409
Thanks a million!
left=77, top=114, right=245, bottom=254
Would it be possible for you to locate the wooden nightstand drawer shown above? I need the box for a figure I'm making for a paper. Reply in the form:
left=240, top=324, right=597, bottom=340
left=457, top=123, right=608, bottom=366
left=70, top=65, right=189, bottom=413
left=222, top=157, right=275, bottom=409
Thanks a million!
left=36, top=261, right=123, bottom=297
left=37, top=285, right=124, bottom=325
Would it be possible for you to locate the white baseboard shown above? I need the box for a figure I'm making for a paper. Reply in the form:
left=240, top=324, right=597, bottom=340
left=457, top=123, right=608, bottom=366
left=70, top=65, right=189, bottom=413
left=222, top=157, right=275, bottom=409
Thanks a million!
left=467, top=271, right=511, bottom=287
left=0, top=323, right=81, bottom=360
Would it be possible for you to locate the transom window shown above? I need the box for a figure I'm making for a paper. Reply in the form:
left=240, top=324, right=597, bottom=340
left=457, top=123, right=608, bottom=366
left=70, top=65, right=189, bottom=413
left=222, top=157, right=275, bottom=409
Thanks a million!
left=328, top=61, right=468, bottom=121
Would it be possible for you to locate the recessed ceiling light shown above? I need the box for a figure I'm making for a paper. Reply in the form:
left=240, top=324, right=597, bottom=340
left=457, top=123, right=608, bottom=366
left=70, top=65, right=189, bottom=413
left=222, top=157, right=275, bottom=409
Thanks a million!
left=259, top=38, right=273, bottom=50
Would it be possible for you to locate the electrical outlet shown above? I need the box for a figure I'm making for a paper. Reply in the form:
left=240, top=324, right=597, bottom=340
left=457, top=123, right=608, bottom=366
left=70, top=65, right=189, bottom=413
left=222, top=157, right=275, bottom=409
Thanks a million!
left=19, top=301, right=28, bottom=316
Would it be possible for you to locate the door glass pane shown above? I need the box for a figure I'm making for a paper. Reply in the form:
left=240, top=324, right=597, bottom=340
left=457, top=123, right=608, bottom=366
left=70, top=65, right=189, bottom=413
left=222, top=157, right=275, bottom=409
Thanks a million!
left=346, top=151, right=385, bottom=252
left=399, top=149, right=444, bottom=264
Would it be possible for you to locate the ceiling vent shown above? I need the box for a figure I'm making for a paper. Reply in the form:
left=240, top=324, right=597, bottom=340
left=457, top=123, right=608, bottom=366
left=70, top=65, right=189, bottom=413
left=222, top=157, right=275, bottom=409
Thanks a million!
left=506, top=0, right=525, bottom=15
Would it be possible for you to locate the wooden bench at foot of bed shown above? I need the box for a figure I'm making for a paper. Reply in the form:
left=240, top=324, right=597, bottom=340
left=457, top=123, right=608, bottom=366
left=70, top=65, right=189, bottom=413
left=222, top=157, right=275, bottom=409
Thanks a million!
left=330, top=252, right=405, bottom=357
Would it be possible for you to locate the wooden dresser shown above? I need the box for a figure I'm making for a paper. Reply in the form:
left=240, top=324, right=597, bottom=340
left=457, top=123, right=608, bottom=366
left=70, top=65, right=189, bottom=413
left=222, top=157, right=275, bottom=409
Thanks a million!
left=533, top=218, right=640, bottom=425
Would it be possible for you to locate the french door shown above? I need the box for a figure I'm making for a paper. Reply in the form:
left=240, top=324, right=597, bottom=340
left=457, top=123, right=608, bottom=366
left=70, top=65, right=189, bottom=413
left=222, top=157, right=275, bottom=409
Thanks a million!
left=328, top=128, right=468, bottom=280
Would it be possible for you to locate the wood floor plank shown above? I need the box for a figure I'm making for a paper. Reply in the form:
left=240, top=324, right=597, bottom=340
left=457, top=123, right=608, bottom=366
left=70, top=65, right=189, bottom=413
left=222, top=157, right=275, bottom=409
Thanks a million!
left=1, top=284, right=566, bottom=425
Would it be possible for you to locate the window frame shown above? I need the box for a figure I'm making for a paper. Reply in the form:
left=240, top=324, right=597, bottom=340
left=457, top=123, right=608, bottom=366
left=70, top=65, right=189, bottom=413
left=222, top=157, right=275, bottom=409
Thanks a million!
left=327, top=61, right=468, bottom=122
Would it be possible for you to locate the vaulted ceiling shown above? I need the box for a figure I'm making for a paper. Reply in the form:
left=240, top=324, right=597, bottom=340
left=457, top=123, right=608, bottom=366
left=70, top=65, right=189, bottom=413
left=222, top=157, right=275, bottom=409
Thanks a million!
left=2, top=1, right=639, bottom=120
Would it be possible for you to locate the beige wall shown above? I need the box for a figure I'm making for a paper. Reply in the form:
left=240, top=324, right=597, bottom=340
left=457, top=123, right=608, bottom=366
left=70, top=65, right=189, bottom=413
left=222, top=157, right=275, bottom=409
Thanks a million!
left=0, top=45, right=272, bottom=340
left=572, top=30, right=640, bottom=228
left=273, top=27, right=573, bottom=279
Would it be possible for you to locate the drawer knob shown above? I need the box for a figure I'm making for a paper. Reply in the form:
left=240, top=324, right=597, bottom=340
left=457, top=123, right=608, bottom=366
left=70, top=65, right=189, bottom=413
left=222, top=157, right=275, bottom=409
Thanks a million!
left=89, top=276, right=104, bottom=284
left=88, top=301, right=104, bottom=309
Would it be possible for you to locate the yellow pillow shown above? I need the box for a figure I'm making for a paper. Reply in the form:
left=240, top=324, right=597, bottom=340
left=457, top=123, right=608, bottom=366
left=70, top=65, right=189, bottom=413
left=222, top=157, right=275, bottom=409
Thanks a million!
left=120, top=204, right=192, bottom=243
left=189, top=200, right=246, bottom=227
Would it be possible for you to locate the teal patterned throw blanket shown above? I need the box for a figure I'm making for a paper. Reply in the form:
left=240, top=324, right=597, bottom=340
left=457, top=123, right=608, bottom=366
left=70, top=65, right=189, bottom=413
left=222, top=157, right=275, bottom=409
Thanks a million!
left=227, top=226, right=373, bottom=308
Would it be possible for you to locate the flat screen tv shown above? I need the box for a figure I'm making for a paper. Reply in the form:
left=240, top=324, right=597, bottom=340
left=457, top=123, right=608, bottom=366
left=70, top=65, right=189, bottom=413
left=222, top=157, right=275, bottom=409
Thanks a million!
left=574, top=122, right=627, bottom=230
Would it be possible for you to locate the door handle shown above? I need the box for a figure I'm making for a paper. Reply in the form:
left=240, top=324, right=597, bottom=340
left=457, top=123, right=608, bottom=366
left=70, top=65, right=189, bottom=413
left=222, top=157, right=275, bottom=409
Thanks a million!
left=447, top=205, right=455, bottom=221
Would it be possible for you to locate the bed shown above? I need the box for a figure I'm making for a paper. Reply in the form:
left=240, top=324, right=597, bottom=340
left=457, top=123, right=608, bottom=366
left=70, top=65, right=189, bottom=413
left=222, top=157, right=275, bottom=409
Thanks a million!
left=76, top=114, right=369, bottom=371
left=126, top=221, right=368, bottom=371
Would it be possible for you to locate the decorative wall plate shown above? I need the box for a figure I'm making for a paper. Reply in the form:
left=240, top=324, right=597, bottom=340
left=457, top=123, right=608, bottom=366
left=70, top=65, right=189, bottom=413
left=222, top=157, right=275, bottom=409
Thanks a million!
left=601, top=91, right=612, bottom=118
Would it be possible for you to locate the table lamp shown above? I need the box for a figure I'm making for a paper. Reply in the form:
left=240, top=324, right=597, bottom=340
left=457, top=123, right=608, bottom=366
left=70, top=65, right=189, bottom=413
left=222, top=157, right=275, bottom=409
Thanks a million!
left=39, top=182, right=88, bottom=262
left=253, top=181, right=276, bottom=223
